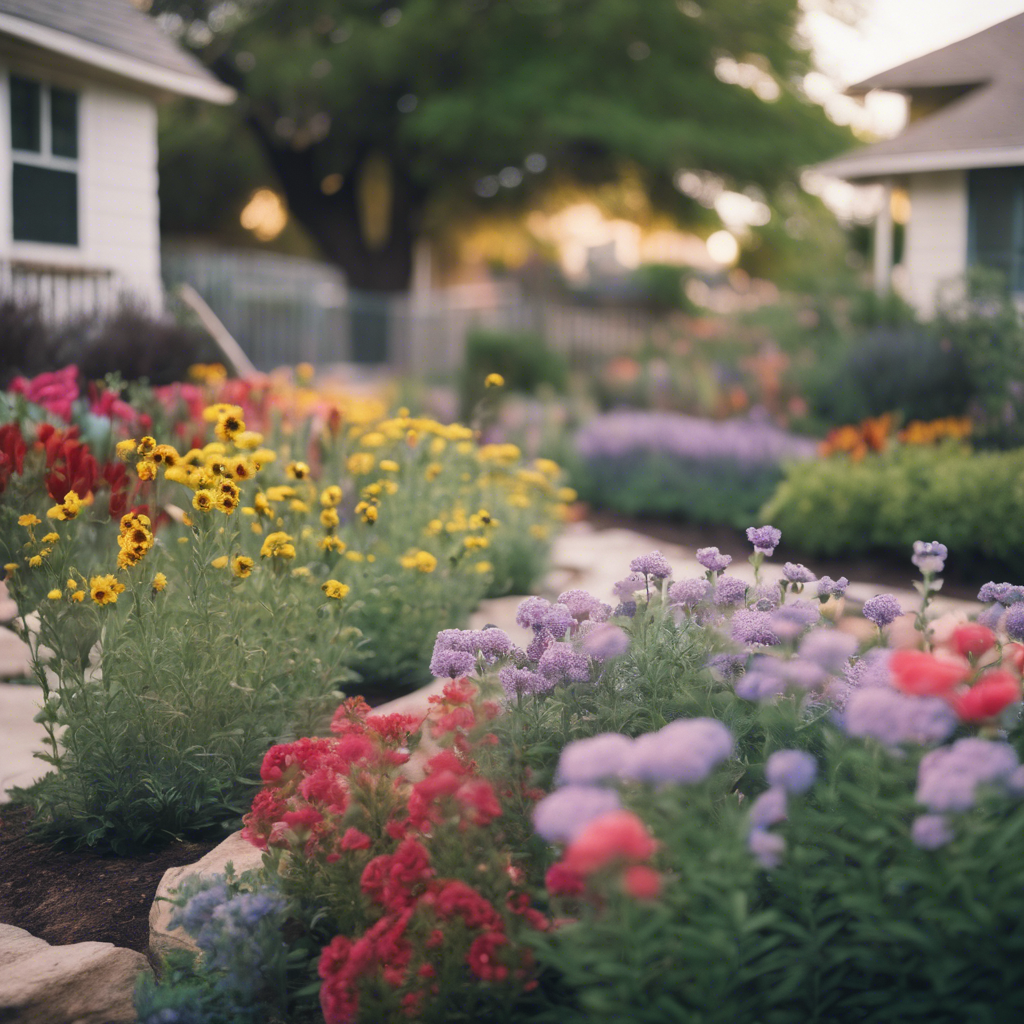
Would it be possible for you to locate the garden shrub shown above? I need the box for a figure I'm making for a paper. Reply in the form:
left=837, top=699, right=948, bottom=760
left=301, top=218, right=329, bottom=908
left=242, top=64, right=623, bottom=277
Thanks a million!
left=459, top=329, right=568, bottom=420
left=761, top=443, right=1024, bottom=577
left=573, top=410, right=816, bottom=527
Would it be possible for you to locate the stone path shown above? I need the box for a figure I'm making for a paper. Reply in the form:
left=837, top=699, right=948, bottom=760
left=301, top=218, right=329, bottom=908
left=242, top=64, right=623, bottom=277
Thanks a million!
left=0, top=524, right=980, bottom=802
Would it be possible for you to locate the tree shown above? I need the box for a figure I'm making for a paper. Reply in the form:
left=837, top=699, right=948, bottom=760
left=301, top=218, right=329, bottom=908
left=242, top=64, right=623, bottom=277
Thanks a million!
left=153, top=0, right=851, bottom=292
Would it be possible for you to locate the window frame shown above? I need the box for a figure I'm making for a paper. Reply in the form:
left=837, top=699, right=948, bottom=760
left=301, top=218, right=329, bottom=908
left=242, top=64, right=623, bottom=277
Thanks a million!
left=9, top=72, right=80, bottom=249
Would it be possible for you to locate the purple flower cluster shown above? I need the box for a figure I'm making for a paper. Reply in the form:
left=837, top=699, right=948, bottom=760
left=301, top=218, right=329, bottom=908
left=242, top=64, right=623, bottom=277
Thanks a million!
left=915, top=738, right=1020, bottom=812
left=668, top=577, right=712, bottom=608
left=517, top=596, right=576, bottom=661
left=977, top=582, right=1024, bottom=605
left=532, top=785, right=622, bottom=842
left=537, top=643, right=592, bottom=684
left=746, top=525, right=782, bottom=556
left=749, top=787, right=787, bottom=828
left=630, top=550, right=673, bottom=579
left=842, top=687, right=957, bottom=747
left=707, top=652, right=746, bottom=681
left=714, top=576, right=749, bottom=607
left=558, top=589, right=612, bottom=623
left=696, top=547, right=732, bottom=572
left=783, top=563, right=816, bottom=584
left=430, top=626, right=513, bottom=678
left=766, top=750, right=817, bottom=794
left=799, top=629, right=858, bottom=673
left=751, top=584, right=782, bottom=612
left=734, top=654, right=824, bottom=701
left=1005, top=603, right=1024, bottom=642
left=911, top=814, right=954, bottom=850
left=498, top=666, right=553, bottom=698
left=770, top=600, right=821, bottom=641
left=613, top=573, right=646, bottom=601
left=816, top=576, right=849, bottom=601
left=748, top=828, right=785, bottom=869
left=581, top=622, right=631, bottom=661
left=911, top=540, right=948, bottom=575
left=557, top=732, right=636, bottom=784
left=731, top=609, right=780, bottom=647
left=862, top=594, right=903, bottom=628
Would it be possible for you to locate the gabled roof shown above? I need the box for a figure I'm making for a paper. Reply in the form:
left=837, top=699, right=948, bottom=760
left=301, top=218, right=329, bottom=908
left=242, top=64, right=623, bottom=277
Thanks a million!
left=818, top=12, right=1024, bottom=180
left=0, top=0, right=234, bottom=104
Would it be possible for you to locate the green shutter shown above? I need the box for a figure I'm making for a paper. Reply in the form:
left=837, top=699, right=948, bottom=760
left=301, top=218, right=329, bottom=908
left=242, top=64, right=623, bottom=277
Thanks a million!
left=13, top=164, right=78, bottom=245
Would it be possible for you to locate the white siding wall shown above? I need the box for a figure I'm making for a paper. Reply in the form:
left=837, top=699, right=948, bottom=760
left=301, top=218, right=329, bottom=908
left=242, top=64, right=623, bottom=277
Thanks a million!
left=0, top=56, right=163, bottom=316
left=904, top=170, right=968, bottom=317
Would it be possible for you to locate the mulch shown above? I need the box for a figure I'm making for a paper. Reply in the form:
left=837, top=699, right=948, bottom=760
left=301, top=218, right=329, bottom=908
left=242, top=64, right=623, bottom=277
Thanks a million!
left=0, top=804, right=220, bottom=955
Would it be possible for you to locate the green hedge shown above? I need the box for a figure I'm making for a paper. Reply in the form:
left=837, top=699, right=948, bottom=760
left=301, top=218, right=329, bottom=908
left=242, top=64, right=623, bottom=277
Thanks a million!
left=761, top=443, right=1024, bottom=575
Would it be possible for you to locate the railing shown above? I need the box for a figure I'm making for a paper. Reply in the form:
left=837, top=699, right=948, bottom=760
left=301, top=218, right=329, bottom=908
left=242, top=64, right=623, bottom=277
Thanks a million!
left=162, top=246, right=660, bottom=374
left=0, top=258, right=126, bottom=323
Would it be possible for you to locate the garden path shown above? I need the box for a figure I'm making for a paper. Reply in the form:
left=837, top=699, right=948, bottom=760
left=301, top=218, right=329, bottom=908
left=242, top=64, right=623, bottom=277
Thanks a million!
left=0, top=524, right=982, bottom=802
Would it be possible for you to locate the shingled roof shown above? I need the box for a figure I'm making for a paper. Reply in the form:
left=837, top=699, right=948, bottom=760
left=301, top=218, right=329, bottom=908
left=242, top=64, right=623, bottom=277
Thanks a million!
left=0, top=0, right=234, bottom=103
left=818, top=13, right=1024, bottom=180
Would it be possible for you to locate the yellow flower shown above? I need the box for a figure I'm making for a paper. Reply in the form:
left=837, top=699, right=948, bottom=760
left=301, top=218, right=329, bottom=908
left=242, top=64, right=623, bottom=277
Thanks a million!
left=265, top=486, right=295, bottom=502
left=228, top=457, right=255, bottom=481
left=429, top=437, right=446, bottom=455
left=41, top=532, right=60, bottom=544
left=319, top=536, right=347, bottom=552
left=557, top=487, right=578, bottom=503
left=354, top=501, right=378, bottom=524
left=136, top=436, right=156, bottom=457
left=164, top=465, right=191, bottom=485
left=28, top=555, right=42, bottom=568
left=3, top=563, right=18, bottom=574
left=202, top=403, right=241, bottom=423
left=456, top=441, right=474, bottom=456
left=231, top=556, right=254, bottom=578
left=289, top=499, right=310, bottom=514
left=464, top=536, right=489, bottom=550
left=18, top=514, right=41, bottom=527
left=216, top=492, right=240, bottom=515
left=484, top=373, right=505, bottom=388
left=47, top=589, right=62, bottom=600
left=379, top=459, right=399, bottom=473
left=234, top=431, right=264, bottom=451
left=46, top=491, right=82, bottom=521
left=66, top=579, right=78, bottom=591
left=347, top=453, right=375, bottom=476
left=152, top=572, right=167, bottom=592
left=136, top=460, right=158, bottom=482
left=425, top=462, right=443, bottom=482
left=115, top=439, right=137, bottom=461
left=529, top=523, right=551, bottom=540
left=475, top=561, right=493, bottom=574
left=400, top=550, right=437, bottom=573
left=320, top=485, right=343, bottom=507
left=295, top=362, right=315, bottom=385
left=70, top=590, right=85, bottom=602
left=535, top=458, right=561, bottom=477
left=260, top=531, right=296, bottom=559
left=215, top=411, right=245, bottom=442
left=321, top=579, right=350, bottom=600
left=291, top=566, right=312, bottom=578
left=425, top=519, right=443, bottom=536
left=251, top=448, right=277, bottom=465
left=89, top=574, right=124, bottom=606
left=193, top=489, right=216, bottom=513
left=152, top=444, right=180, bottom=466
left=345, top=550, right=364, bottom=562
left=211, top=555, right=229, bottom=569
left=286, top=461, right=310, bottom=480
left=360, top=432, right=386, bottom=448
left=320, top=507, right=340, bottom=529
left=508, top=493, right=531, bottom=509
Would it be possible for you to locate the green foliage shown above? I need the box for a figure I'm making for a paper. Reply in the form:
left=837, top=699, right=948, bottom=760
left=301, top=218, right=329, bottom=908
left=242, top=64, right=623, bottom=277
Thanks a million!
left=629, top=263, right=692, bottom=312
left=460, top=329, right=568, bottom=421
left=761, top=443, right=1024, bottom=577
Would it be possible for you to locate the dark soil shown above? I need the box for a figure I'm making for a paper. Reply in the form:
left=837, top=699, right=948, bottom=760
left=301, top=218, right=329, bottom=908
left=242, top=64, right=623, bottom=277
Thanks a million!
left=0, top=804, right=220, bottom=954
left=587, top=510, right=983, bottom=602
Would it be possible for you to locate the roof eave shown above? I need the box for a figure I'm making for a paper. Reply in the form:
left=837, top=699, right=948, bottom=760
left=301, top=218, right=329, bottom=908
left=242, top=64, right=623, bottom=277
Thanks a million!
left=816, top=145, right=1024, bottom=180
left=0, top=11, right=235, bottom=104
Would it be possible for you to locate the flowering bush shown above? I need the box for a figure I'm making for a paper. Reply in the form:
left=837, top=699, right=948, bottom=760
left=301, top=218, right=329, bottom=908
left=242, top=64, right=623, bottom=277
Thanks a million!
left=142, top=683, right=550, bottom=1024
left=1, top=369, right=569, bottom=850
left=574, top=410, right=816, bottom=526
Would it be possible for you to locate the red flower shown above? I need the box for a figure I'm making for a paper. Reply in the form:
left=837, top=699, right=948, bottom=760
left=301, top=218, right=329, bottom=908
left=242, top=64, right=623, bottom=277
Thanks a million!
left=0, top=422, right=26, bottom=493
left=455, top=779, right=502, bottom=826
left=563, top=810, right=658, bottom=875
left=949, top=670, right=1021, bottom=721
left=889, top=650, right=970, bottom=696
left=366, top=712, right=424, bottom=745
left=466, top=931, right=509, bottom=981
left=340, top=827, right=372, bottom=851
left=948, top=623, right=996, bottom=660
left=433, top=879, right=504, bottom=931
left=10, top=366, right=78, bottom=421
left=1006, top=643, right=1024, bottom=674
left=544, top=862, right=587, bottom=896
left=102, top=461, right=131, bottom=518
left=622, top=865, right=662, bottom=900
left=281, top=807, right=323, bottom=833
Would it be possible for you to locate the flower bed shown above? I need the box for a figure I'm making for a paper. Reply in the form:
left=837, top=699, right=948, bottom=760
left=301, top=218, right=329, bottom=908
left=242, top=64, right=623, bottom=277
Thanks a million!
left=574, top=410, right=816, bottom=526
left=138, top=526, right=1024, bottom=1022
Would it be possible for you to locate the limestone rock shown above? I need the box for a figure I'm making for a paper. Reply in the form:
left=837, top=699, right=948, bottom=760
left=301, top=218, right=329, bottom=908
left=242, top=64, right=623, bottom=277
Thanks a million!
left=149, top=830, right=264, bottom=961
left=0, top=922, right=149, bottom=1024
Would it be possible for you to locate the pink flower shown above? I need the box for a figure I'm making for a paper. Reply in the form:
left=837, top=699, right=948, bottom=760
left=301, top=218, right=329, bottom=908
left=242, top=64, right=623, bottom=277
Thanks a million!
left=9, top=366, right=79, bottom=421
left=890, top=650, right=969, bottom=696
left=340, top=827, right=372, bottom=851
left=563, top=810, right=657, bottom=875
left=947, top=623, right=996, bottom=660
left=950, top=670, right=1021, bottom=721
left=622, top=864, right=662, bottom=899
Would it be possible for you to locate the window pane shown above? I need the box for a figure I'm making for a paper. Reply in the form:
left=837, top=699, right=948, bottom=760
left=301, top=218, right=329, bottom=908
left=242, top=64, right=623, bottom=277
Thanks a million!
left=50, top=88, right=78, bottom=158
left=10, top=75, right=40, bottom=152
left=970, top=167, right=1024, bottom=290
left=13, top=163, right=78, bottom=245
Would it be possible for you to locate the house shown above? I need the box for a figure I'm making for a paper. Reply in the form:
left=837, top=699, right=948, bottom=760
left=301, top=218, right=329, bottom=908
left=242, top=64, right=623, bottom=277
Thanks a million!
left=0, top=0, right=232, bottom=321
left=817, top=13, right=1024, bottom=316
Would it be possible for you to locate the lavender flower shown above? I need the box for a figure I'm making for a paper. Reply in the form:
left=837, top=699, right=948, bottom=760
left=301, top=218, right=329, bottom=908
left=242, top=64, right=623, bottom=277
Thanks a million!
left=770, top=600, right=821, bottom=641
left=783, top=563, right=816, bottom=584
left=533, top=785, right=622, bottom=843
left=696, top=547, right=732, bottom=572
left=558, top=732, right=635, bottom=784
left=558, top=589, right=606, bottom=621
left=799, top=629, right=858, bottom=673
left=707, top=652, right=746, bottom=681
left=843, top=647, right=892, bottom=690
left=499, top=666, right=553, bottom=697
left=816, top=576, right=849, bottom=601
left=977, top=582, right=1024, bottom=606
left=843, top=688, right=957, bottom=747
left=614, top=601, right=637, bottom=619
left=978, top=603, right=1005, bottom=631
left=613, top=573, right=646, bottom=601
left=582, top=622, right=630, bottom=661
left=430, top=648, right=476, bottom=679
left=516, top=596, right=552, bottom=629
left=780, top=657, right=827, bottom=691
left=714, top=575, right=749, bottom=607
left=622, top=717, right=733, bottom=784
left=668, top=577, right=711, bottom=607
left=630, top=550, right=673, bottom=579
left=912, top=541, right=948, bottom=575
left=915, top=738, right=1020, bottom=812
left=911, top=814, right=954, bottom=850
left=731, top=609, right=780, bottom=647
left=862, top=594, right=903, bottom=628
left=735, top=660, right=787, bottom=701
left=1006, top=603, right=1024, bottom=642
left=746, top=525, right=781, bottom=556
left=1008, top=765, right=1024, bottom=795
left=748, top=828, right=785, bottom=869
left=526, top=629, right=553, bottom=661
left=766, top=750, right=817, bottom=794
left=172, top=881, right=231, bottom=934
left=748, top=787, right=787, bottom=829
left=537, top=643, right=592, bottom=683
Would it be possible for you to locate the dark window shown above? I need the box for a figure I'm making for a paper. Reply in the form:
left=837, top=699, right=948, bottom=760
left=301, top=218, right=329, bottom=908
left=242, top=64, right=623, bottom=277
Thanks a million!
left=9, top=74, right=78, bottom=246
left=13, top=165, right=77, bottom=245
left=968, top=166, right=1024, bottom=291
left=50, top=88, right=78, bottom=158
left=9, top=75, right=40, bottom=152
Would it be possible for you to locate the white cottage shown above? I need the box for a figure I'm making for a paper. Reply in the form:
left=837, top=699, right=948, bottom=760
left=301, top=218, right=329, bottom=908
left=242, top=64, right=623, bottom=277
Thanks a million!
left=0, top=0, right=232, bottom=320
left=817, top=13, right=1024, bottom=317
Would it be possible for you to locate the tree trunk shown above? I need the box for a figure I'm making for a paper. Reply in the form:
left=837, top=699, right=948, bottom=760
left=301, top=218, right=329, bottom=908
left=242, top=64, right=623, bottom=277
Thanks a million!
left=245, top=120, right=424, bottom=294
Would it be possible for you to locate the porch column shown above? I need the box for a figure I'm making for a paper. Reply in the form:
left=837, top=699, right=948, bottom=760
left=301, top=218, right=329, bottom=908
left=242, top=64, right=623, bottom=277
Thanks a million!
left=873, top=178, right=894, bottom=296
